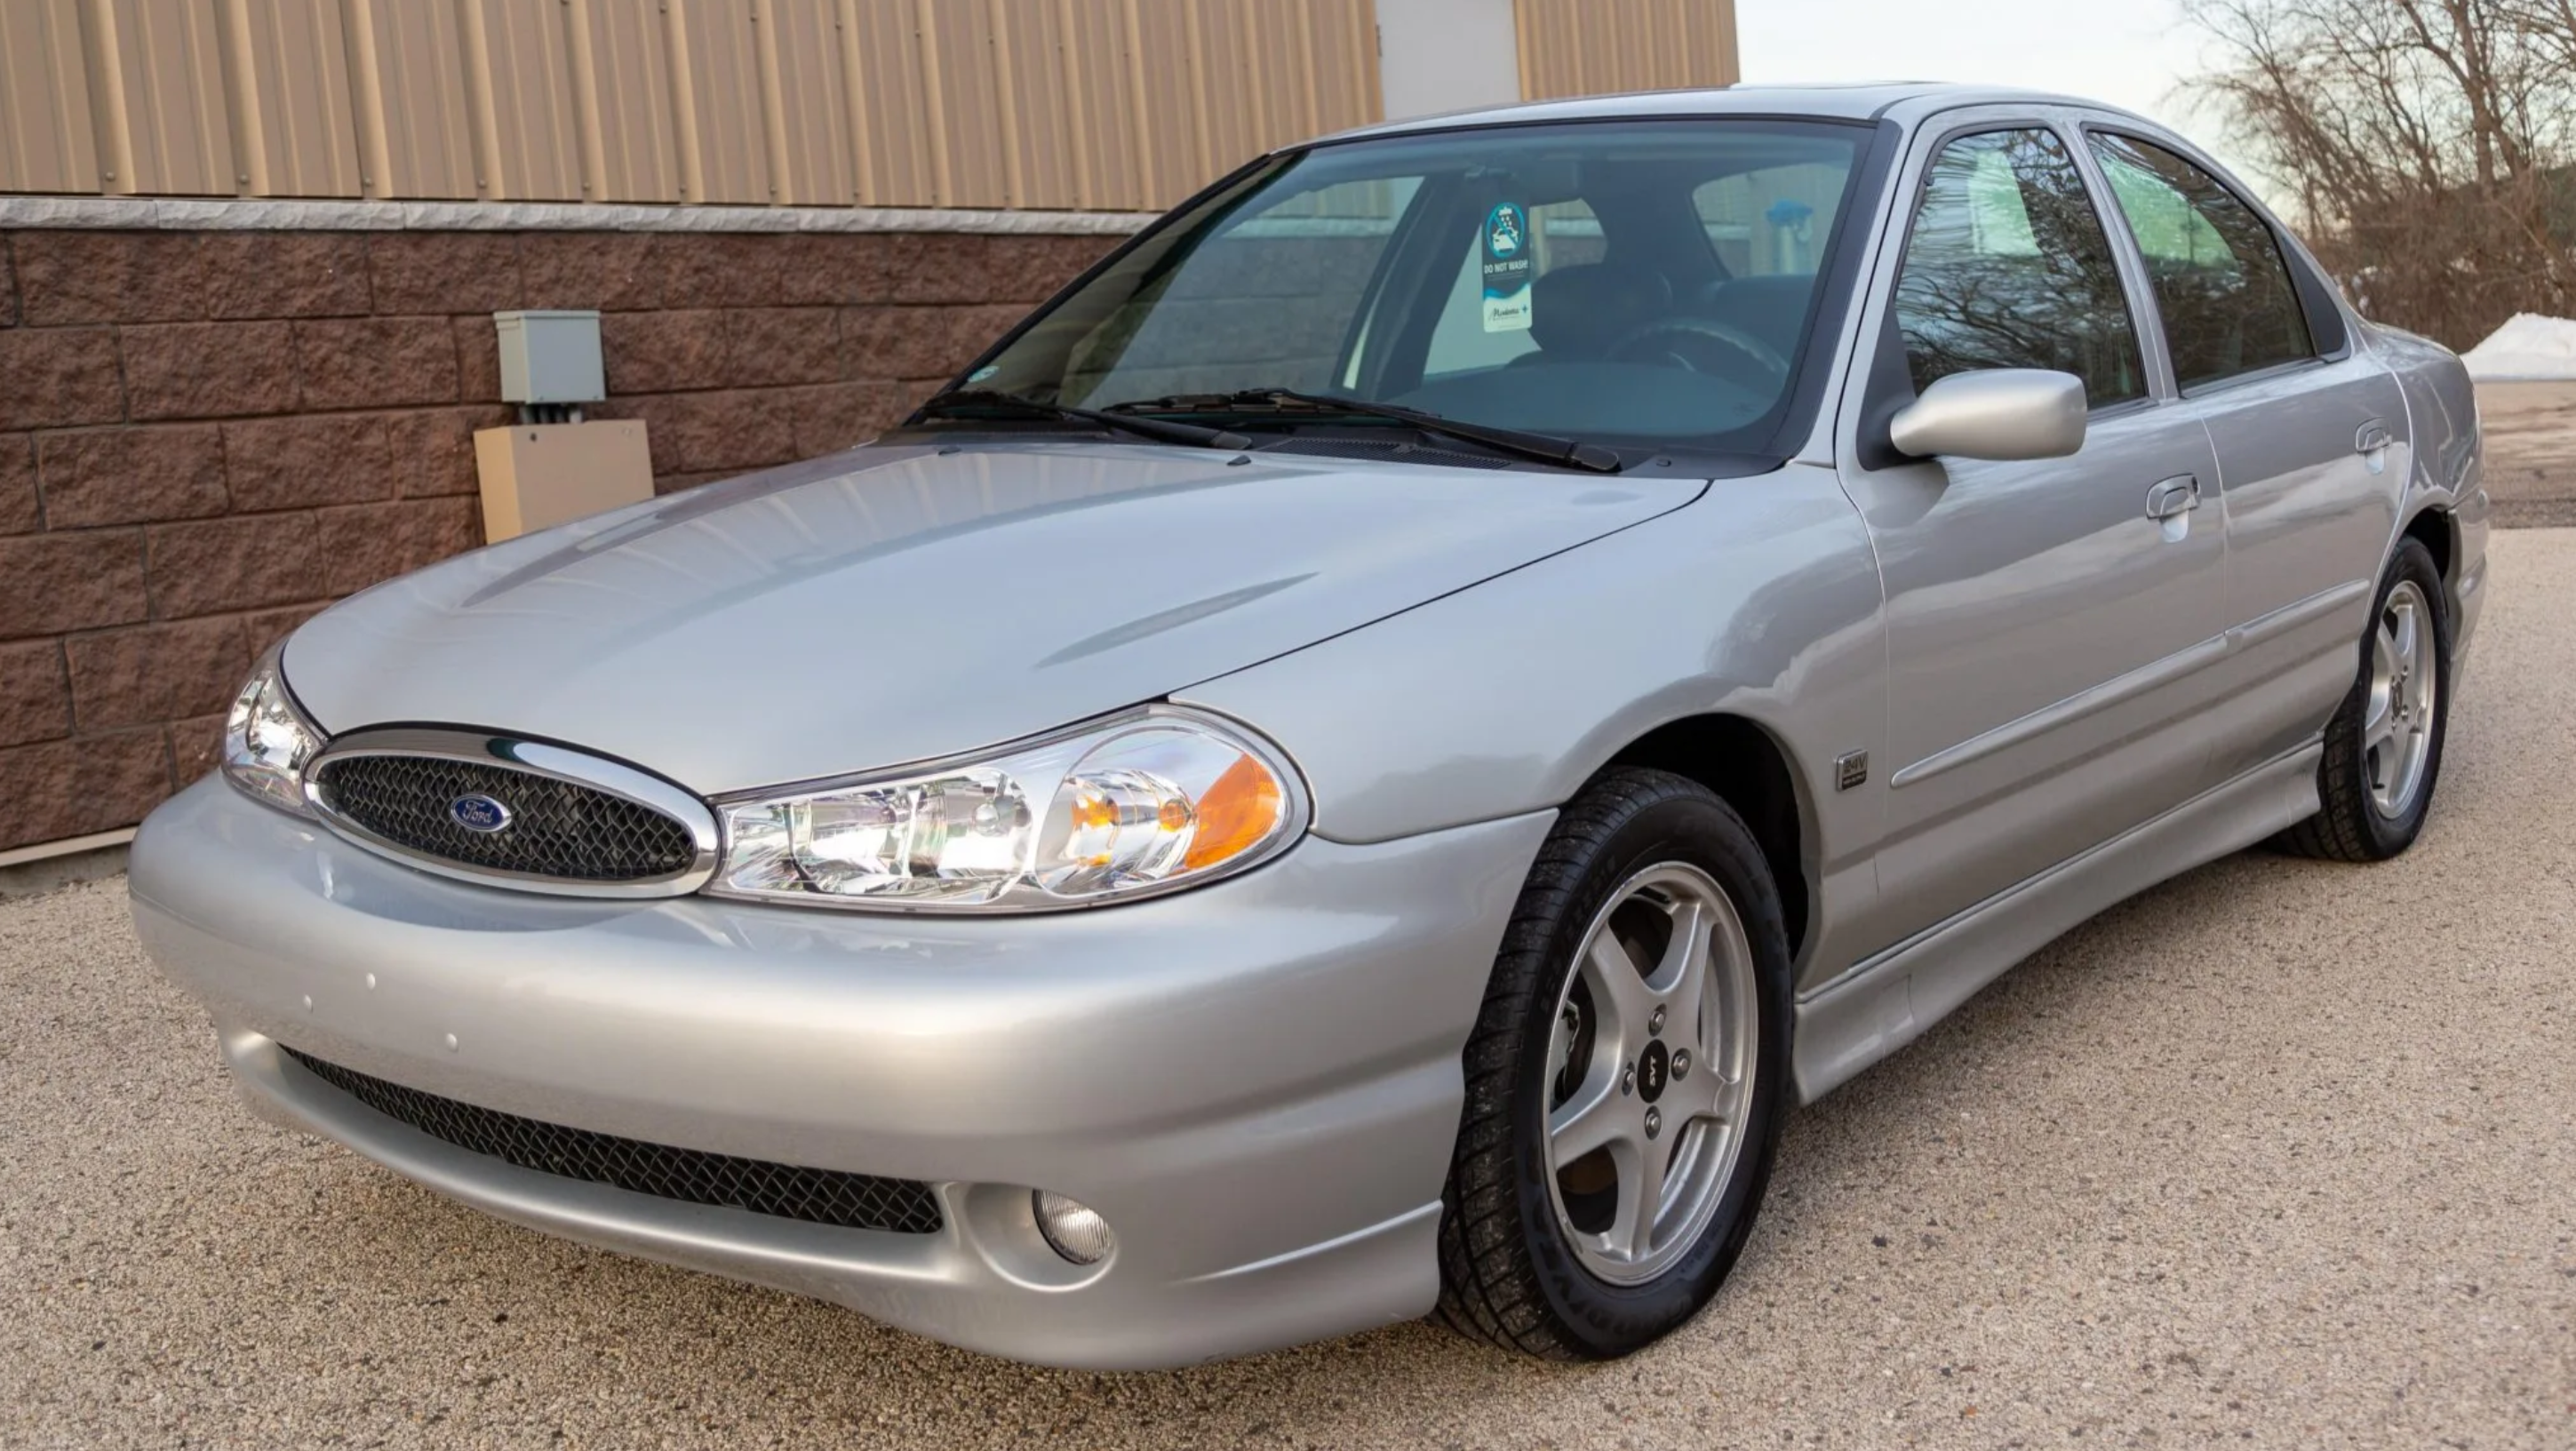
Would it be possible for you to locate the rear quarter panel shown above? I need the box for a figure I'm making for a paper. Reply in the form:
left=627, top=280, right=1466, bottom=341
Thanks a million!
left=2373, top=323, right=2493, bottom=657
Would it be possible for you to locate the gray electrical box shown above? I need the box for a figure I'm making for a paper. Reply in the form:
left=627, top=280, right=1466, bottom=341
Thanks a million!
left=492, top=309, right=606, bottom=404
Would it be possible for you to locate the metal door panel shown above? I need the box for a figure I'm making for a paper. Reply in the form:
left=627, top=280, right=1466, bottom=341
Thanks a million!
left=2198, top=357, right=2409, bottom=780
left=1821, top=105, right=2247, bottom=962
left=1843, top=407, right=2229, bottom=935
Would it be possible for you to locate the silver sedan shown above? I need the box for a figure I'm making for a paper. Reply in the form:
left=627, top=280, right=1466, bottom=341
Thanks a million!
left=131, top=84, right=2488, bottom=1369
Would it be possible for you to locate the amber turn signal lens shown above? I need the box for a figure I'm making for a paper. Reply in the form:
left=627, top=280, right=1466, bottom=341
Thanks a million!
left=1182, top=753, right=1284, bottom=871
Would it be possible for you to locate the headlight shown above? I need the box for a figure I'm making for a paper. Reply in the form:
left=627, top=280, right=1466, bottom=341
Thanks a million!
left=222, top=650, right=324, bottom=817
left=709, top=706, right=1308, bottom=912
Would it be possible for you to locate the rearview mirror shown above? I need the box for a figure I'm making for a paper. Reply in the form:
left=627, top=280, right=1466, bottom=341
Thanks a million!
left=1888, top=369, right=2086, bottom=462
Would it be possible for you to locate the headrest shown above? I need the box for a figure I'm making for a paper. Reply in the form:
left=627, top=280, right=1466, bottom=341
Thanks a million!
left=1529, top=265, right=1673, bottom=358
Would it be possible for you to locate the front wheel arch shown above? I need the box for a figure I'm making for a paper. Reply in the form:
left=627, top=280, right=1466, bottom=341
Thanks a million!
left=1595, top=713, right=1814, bottom=966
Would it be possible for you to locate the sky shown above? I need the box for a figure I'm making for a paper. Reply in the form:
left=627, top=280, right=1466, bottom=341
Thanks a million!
left=1736, top=0, right=2233, bottom=163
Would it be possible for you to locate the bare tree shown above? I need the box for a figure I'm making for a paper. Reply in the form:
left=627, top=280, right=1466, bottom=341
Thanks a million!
left=2187, top=0, right=2576, bottom=346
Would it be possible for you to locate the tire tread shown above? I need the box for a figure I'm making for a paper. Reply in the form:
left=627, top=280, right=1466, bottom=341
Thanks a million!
left=2276, top=539, right=2447, bottom=863
left=1432, top=768, right=1774, bottom=1359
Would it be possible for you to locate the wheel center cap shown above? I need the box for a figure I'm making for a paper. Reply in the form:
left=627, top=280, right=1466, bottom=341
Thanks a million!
left=1638, top=1040, right=1670, bottom=1104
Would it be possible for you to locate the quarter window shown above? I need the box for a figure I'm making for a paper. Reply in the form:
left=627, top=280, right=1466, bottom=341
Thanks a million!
left=1892, top=128, right=2145, bottom=407
left=2087, top=132, right=2315, bottom=390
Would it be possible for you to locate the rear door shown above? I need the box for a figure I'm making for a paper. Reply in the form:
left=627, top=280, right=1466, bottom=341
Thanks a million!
left=2080, top=129, right=2407, bottom=781
left=1833, top=116, right=2231, bottom=953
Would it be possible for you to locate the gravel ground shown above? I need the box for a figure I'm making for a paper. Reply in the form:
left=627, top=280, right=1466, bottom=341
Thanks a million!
left=2476, top=382, right=2576, bottom=527
left=4, top=533, right=2572, bottom=1451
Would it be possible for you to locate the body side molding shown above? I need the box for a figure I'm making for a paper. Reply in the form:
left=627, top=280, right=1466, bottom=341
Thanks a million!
left=1795, top=740, right=2324, bottom=1101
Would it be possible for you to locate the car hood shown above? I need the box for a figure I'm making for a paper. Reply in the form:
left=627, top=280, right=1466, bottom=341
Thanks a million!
left=285, top=442, right=1703, bottom=794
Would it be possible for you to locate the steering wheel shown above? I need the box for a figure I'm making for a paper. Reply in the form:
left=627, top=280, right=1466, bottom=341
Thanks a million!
left=1606, top=317, right=1792, bottom=393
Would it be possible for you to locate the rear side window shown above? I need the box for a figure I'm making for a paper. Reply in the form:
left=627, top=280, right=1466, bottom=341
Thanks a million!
left=2086, top=133, right=2315, bottom=390
left=1892, top=128, right=2145, bottom=407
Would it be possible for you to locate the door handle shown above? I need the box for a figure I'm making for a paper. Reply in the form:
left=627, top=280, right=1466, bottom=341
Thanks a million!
left=2356, top=420, right=2394, bottom=455
left=2145, top=474, right=2201, bottom=521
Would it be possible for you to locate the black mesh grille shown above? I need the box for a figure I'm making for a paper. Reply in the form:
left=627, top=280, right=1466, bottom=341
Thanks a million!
left=312, top=753, right=698, bottom=882
left=282, top=1048, right=944, bottom=1235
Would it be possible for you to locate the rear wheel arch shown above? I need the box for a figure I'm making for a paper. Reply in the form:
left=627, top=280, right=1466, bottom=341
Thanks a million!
left=2401, top=505, right=2455, bottom=583
left=1595, top=714, right=1813, bottom=964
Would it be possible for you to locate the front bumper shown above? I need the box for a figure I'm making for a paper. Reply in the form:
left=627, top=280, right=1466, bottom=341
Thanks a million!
left=130, top=778, right=1551, bottom=1368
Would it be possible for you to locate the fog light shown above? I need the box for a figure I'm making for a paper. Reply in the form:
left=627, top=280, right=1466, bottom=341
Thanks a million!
left=1033, top=1190, right=1114, bottom=1265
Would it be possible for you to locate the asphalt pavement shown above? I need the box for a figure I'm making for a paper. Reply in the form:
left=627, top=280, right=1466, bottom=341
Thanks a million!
left=4, top=531, right=2571, bottom=1450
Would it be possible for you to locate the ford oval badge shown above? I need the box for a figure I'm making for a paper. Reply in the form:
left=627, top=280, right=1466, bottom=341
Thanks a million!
left=449, top=793, right=513, bottom=833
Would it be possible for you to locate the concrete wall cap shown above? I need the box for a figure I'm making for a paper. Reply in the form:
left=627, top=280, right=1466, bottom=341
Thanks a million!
left=0, top=195, right=1157, bottom=237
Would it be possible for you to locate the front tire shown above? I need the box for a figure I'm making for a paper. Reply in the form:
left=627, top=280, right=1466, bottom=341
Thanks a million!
left=2278, top=538, right=2452, bottom=862
left=1434, top=769, right=1792, bottom=1359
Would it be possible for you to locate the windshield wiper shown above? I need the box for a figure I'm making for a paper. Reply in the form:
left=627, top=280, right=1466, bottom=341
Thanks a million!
left=913, top=388, right=1251, bottom=450
left=1107, top=388, right=1623, bottom=474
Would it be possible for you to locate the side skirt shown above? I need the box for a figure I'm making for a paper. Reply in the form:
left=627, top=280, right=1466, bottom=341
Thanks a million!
left=1791, top=741, right=2324, bottom=1103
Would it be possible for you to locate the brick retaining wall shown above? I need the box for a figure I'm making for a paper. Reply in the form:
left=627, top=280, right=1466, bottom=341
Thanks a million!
left=0, top=227, right=1115, bottom=852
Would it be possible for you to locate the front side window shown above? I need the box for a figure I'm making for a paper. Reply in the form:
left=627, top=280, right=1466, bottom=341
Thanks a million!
left=1892, top=127, right=2145, bottom=408
left=2087, top=132, right=2315, bottom=390
left=963, top=120, right=1875, bottom=453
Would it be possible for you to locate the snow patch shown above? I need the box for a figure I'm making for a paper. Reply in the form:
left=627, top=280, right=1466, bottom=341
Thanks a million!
left=2462, top=313, right=2576, bottom=380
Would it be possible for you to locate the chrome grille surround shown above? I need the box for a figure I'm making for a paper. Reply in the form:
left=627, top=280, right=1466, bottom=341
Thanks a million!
left=304, top=727, right=720, bottom=898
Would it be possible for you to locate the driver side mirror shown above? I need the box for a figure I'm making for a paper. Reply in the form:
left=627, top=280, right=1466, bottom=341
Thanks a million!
left=1888, top=369, right=2087, bottom=462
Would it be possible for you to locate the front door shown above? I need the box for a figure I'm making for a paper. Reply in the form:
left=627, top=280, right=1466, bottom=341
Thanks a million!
left=1834, top=119, right=2232, bottom=953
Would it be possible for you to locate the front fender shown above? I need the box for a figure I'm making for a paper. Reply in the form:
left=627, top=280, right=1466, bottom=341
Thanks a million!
left=1176, top=462, right=1886, bottom=969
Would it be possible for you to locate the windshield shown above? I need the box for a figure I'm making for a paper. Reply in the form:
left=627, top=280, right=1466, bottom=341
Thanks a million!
left=957, top=119, right=1874, bottom=456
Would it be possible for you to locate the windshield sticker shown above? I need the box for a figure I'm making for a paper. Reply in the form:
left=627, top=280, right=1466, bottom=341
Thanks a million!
left=968, top=363, right=1000, bottom=383
left=1481, top=202, right=1534, bottom=333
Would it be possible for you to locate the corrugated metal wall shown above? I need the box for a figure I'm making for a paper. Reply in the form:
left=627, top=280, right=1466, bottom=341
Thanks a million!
left=0, top=0, right=1385, bottom=211
left=2, top=1, right=1745, bottom=211
left=1515, top=0, right=1738, bottom=102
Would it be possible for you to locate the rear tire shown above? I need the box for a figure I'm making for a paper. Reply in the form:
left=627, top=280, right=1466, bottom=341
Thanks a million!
left=2278, top=538, right=2451, bottom=862
left=1433, top=769, right=1792, bottom=1359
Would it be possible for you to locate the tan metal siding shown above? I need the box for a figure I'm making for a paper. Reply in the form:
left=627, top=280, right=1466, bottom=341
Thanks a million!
left=232, top=0, right=363, bottom=198
left=108, top=0, right=234, bottom=195
left=467, top=0, right=585, bottom=201
left=359, top=0, right=477, bottom=199
left=994, top=0, right=1077, bottom=211
left=1124, top=0, right=1206, bottom=211
left=2, top=0, right=1407, bottom=211
left=1515, top=0, right=1738, bottom=101
left=762, top=0, right=857, bottom=205
left=916, top=1, right=1007, bottom=208
left=1056, top=0, right=1142, bottom=211
left=842, top=0, right=937, bottom=207
left=668, top=0, right=771, bottom=205
left=576, top=0, right=684, bottom=203
left=0, top=2, right=100, bottom=194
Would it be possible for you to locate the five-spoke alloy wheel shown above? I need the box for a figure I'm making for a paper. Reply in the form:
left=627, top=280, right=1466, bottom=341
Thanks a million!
left=1436, top=769, right=1790, bottom=1359
left=1542, top=863, right=1759, bottom=1286
left=2364, top=578, right=2439, bottom=819
left=2281, top=536, right=2452, bottom=862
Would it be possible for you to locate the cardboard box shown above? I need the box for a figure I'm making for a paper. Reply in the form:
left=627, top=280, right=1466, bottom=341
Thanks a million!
left=473, top=420, right=654, bottom=543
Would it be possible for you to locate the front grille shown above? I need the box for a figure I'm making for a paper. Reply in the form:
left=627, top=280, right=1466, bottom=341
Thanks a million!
left=311, top=753, right=698, bottom=882
left=283, top=1048, right=945, bottom=1235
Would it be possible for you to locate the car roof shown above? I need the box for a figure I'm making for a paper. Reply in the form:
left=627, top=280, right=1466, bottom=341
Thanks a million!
left=1318, top=82, right=2133, bottom=143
